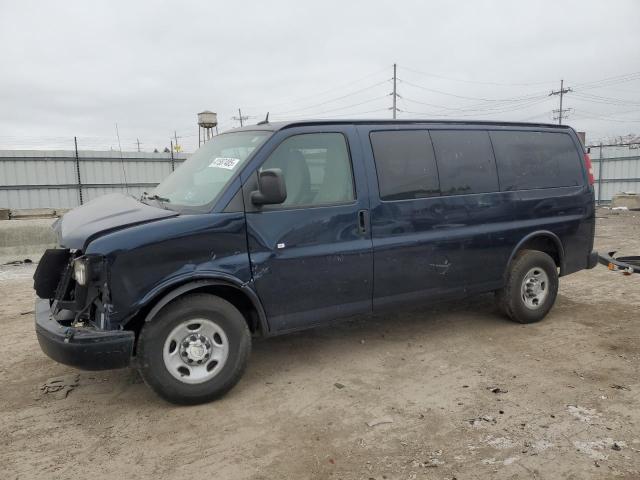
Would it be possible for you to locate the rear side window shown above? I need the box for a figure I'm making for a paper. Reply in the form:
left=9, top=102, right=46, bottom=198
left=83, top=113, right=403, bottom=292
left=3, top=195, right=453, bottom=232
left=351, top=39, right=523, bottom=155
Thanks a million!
left=490, top=131, right=583, bottom=191
left=370, top=130, right=440, bottom=200
left=430, top=130, right=499, bottom=196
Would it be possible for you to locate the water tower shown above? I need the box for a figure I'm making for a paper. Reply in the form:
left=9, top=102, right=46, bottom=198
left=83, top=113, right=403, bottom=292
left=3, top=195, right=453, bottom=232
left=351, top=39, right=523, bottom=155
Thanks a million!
left=198, top=111, right=218, bottom=147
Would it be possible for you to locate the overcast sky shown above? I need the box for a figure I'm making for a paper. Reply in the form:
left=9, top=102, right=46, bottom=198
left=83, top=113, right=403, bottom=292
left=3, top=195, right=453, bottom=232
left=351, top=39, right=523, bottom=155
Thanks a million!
left=1, top=0, right=639, bottom=152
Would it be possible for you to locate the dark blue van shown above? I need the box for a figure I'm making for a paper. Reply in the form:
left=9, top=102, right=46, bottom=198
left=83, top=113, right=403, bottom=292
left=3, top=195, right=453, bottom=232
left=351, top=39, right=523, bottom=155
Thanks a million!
left=33, top=120, right=598, bottom=404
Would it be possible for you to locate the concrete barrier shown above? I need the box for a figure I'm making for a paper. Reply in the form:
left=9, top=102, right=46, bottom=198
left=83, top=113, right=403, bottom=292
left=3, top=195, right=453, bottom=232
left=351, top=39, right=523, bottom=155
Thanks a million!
left=611, top=193, right=640, bottom=210
left=0, top=219, right=57, bottom=264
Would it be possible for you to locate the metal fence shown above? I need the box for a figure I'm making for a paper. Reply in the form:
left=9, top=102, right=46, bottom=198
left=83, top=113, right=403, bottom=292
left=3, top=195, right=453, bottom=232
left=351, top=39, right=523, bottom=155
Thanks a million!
left=0, top=149, right=187, bottom=209
left=1, top=143, right=639, bottom=210
left=587, top=143, right=640, bottom=204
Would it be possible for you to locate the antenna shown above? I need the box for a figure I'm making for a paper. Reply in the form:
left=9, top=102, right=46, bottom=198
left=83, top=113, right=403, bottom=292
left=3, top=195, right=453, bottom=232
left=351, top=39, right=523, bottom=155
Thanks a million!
left=257, top=112, right=270, bottom=125
left=115, top=123, right=130, bottom=195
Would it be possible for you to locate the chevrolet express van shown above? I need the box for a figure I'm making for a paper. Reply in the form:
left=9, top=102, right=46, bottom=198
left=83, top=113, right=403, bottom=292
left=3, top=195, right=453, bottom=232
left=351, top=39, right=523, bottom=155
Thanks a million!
left=34, top=120, right=598, bottom=404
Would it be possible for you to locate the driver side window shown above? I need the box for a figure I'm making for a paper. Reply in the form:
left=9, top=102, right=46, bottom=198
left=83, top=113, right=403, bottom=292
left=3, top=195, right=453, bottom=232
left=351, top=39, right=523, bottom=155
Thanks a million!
left=260, top=133, right=355, bottom=208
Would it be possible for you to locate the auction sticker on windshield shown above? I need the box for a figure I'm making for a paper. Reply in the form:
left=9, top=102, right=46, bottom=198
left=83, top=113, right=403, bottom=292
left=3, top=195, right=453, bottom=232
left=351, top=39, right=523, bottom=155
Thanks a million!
left=209, top=157, right=240, bottom=170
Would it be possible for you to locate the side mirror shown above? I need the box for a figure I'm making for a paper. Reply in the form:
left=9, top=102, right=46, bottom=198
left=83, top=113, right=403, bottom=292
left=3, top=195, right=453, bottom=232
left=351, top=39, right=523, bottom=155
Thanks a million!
left=251, top=168, right=287, bottom=205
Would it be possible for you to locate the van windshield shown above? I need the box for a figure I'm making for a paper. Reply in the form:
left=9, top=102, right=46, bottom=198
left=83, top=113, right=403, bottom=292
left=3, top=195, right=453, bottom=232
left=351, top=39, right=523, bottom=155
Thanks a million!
left=151, top=131, right=271, bottom=208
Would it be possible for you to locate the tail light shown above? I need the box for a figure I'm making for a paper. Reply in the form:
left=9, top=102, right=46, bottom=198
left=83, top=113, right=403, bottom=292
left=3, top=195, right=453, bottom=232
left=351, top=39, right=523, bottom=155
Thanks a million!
left=584, top=153, right=595, bottom=185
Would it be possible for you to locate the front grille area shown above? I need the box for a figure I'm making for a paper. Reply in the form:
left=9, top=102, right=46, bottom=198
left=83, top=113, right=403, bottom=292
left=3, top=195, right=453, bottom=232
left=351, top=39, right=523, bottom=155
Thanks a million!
left=33, top=249, right=71, bottom=299
left=54, top=262, right=75, bottom=303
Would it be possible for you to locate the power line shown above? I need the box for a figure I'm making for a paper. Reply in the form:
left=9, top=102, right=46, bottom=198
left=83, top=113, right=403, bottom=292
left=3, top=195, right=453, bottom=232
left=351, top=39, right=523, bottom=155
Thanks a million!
left=271, top=95, right=389, bottom=119
left=401, top=65, right=556, bottom=87
left=400, top=94, right=551, bottom=114
left=571, top=91, right=640, bottom=107
left=571, top=109, right=640, bottom=123
left=392, top=63, right=398, bottom=119
left=399, top=78, right=548, bottom=103
left=399, top=97, right=550, bottom=118
left=244, top=65, right=391, bottom=110
left=271, top=78, right=390, bottom=115
left=573, top=71, right=640, bottom=90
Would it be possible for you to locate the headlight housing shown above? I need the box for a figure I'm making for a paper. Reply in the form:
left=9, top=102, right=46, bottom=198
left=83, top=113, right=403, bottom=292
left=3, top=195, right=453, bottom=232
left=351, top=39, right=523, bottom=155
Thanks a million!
left=73, top=255, right=104, bottom=286
left=73, top=258, right=88, bottom=285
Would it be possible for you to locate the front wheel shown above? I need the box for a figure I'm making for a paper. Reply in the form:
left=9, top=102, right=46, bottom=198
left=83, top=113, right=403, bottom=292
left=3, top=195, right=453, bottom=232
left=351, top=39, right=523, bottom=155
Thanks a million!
left=137, top=293, right=251, bottom=405
left=496, top=249, right=559, bottom=324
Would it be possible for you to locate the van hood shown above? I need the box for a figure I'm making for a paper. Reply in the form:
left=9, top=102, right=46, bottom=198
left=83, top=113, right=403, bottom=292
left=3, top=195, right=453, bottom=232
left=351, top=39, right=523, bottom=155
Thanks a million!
left=54, top=193, right=179, bottom=249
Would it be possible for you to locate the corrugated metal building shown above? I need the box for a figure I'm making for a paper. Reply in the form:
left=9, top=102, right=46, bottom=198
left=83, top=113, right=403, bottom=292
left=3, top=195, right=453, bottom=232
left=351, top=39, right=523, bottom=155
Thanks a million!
left=587, top=143, right=640, bottom=203
left=0, top=150, right=186, bottom=209
left=0, top=143, right=638, bottom=209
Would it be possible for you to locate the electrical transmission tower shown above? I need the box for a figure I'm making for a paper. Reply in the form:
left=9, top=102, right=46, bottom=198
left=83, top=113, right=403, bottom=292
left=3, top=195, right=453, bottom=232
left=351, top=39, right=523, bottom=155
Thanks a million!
left=549, top=79, right=572, bottom=125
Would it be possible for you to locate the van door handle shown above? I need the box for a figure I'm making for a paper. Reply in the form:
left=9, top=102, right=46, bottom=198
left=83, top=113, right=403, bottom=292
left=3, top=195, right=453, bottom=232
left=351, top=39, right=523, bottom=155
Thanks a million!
left=358, top=209, right=369, bottom=234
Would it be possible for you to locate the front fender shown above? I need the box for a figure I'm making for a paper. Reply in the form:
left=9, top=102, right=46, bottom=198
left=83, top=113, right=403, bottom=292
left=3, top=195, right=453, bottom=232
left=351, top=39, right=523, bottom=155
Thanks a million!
left=141, top=275, right=270, bottom=336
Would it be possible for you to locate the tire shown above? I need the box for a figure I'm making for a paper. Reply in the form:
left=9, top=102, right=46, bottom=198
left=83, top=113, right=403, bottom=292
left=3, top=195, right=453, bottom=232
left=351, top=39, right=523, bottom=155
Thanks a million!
left=496, top=249, right=559, bottom=324
left=137, top=293, right=251, bottom=405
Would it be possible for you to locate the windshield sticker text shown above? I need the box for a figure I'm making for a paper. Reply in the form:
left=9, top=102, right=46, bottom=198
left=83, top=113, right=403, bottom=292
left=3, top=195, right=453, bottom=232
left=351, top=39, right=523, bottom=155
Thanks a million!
left=208, top=157, right=240, bottom=170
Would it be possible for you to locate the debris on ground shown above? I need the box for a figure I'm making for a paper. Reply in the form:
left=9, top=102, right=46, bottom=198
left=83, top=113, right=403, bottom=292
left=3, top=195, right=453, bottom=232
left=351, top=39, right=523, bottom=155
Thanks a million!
left=485, top=435, right=516, bottom=449
left=3, top=259, right=33, bottom=265
left=468, top=415, right=497, bottom=426
left=366, top=417, right=393, bottom=427
left=425, top=458, right=444, bottom=467
left=531, top=439, right=555, bottom=453
left=610, top=384, right=631, bottom=391
left=39, top=374, right=79, bottom=399
left=567, top=405, right=601, bottom=424
left=334, top=382, right=345, bottom=389
left=487, top=386, right=508, bottom=394
left=574, top=438, right=626, bottom=461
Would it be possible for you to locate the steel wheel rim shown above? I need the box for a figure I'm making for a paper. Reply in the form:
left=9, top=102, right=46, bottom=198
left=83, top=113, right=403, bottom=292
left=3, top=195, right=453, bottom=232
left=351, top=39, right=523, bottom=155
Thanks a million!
left=521, top=267, right=549, bottom=310
left=163, top=318, right=229, bottom=384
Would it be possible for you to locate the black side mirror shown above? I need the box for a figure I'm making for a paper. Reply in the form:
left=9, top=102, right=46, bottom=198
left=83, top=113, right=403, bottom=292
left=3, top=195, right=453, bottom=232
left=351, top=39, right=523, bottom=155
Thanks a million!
left=251, top=168, right=287, bottom=205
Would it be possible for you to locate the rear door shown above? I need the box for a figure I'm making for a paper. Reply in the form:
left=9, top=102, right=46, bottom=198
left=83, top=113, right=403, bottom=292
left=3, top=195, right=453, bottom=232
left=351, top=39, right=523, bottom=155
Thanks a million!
left=243, top=126, right=373, bottom=332
left=489, top=128, right=594, bottom=273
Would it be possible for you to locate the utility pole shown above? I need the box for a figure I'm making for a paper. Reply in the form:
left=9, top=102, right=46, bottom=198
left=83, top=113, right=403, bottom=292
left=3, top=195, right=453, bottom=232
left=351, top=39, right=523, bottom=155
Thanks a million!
left=392, top=63, right=397, bottom=119
left=233, top=108, right=248, bottom=127
left=74, top=136, right=83, bottom=205
left=170, top=140, right=175, bottom=171
left=136, top=138, right=141, bottom=152
left=549, top=79, right=572, bottom=125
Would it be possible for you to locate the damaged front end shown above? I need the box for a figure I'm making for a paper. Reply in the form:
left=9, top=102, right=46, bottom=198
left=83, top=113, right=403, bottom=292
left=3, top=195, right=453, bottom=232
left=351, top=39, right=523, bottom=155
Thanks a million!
left=33, top=249, right=134, bottom=370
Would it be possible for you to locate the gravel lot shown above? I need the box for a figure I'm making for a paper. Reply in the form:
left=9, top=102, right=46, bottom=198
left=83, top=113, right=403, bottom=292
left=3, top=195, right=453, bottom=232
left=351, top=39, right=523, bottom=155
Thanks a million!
left=1, top=209, right=639, bottom=480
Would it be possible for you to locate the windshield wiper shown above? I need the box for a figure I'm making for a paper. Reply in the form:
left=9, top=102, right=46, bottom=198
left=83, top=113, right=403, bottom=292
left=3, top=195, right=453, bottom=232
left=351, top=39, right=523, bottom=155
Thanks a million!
left=142, top=192, right=171, bottom=203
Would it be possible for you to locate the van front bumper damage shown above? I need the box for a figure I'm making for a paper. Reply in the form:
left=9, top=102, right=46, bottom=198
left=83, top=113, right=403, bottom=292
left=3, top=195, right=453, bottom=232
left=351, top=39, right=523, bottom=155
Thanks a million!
left=35, top=298, right=134, bottom=370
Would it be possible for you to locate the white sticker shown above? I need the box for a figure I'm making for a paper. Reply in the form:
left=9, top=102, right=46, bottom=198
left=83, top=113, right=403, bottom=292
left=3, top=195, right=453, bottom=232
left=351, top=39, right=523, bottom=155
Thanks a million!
left=208, top=157, right=240, bottom=170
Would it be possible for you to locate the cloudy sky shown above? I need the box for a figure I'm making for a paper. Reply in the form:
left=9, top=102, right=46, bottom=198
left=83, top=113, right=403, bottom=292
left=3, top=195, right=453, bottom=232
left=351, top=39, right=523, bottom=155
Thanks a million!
left=1, top=0, right=639, bottom=152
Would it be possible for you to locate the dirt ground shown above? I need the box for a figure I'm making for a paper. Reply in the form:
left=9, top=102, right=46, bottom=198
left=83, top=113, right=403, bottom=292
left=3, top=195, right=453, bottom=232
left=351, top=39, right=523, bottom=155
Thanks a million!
left=1, top=208, right=639, bottom=480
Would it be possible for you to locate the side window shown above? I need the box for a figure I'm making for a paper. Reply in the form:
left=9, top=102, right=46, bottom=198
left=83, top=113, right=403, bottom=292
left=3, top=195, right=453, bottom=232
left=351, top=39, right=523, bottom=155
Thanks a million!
left=490, top=131, right=583, bottom=191
left=430, top=130, right=499, bottom=196
left=370, top=130, right=440, bottom=201
left=260, top=133, right=354, bottom=207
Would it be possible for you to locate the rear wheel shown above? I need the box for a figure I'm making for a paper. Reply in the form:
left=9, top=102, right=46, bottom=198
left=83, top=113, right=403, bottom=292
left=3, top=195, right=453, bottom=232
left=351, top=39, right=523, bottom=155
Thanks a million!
left=137, top=293, right=251, bottom=404
left=496, top=249, right=559, bottom=324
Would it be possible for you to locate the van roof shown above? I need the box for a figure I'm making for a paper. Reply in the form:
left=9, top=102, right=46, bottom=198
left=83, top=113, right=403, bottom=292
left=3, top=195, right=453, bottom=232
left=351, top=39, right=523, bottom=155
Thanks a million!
left=229, top=119, right=572, bottom=133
